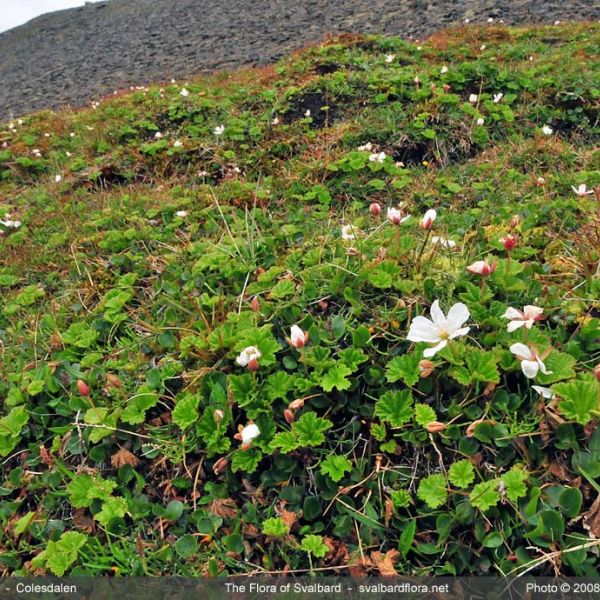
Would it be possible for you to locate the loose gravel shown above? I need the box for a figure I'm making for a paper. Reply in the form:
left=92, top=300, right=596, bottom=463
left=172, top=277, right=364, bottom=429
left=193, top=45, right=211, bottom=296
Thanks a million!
left=0, top=0, right=598, bottom=119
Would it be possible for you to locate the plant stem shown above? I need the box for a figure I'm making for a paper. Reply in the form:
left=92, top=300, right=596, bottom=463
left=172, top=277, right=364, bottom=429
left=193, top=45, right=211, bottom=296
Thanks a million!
left=480, top=275, right=487, bottom=303
left=415, top=228, right=432, bottom=272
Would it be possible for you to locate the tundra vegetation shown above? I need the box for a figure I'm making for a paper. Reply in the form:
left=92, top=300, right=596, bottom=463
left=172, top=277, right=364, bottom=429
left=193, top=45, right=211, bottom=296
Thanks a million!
left=0, top=23, right=599, bottom=577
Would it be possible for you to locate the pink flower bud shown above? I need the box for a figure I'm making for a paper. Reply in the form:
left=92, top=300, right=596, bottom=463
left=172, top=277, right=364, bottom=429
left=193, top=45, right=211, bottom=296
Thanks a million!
left=500, top=234, right=518, bottom=251
left=250, top=296, right=260, bottom=312
left=77, top=380, right=90, bottom=396
left=369, top=202, right=381, bottom=216
left=466, top=260, right=497, bottom=276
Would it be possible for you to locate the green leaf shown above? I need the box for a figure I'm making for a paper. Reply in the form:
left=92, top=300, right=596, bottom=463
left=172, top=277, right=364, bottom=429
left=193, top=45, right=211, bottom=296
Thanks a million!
left=231, top=448, right=262, bottom=473
left=482, top=531, right=504, bottom=548
left=270, top=279, right=296, bottom=299
left=67, top=474, right=117, bottom=508
left=414, top=404, right=437, bottom=427
left=469, top=480, right=500, bottom=511
left=262, top=517, right=289, bottom=537
left=321, top=363, right=352, bottom=392
left=300, top=534, right=329, bottom=558
left=390, top=490, right=412, bottom=509
left=269, top=431, right=299, bottom=453
left=554, top=376, right=599, bottom=424
left=375, top=390, right=414, bottom=427
left=0, top=406, right=29, bottom=457
left=95, top=496, right=128, bottom=526
left=501, top=465, right=528, bottom=502
left=175, top=534, right=198, bottom=559
left=449, top=460, right=475, bottom=489
left=535, top=351, right=576, bottom=385
left=320, top=454, right=352, bottom=482
left=449, top=349, right=499, bottom=385
left=31, top=531, right=87, bottom=576
left=172, top=393, right=200, bottom=429
left=417, top=473, right=448, bottom=509
left=338, top=347, right=368, bottom=372
left=121, top=387, right=159, bottom=425
left=386, top=353, right=421, bottom=386
left=398, top=520, right=417, bottom=556
left=13, top=511, right=35, bottom=536
left=293, top=412, right=333, bottom=448
left=558, top=487, right=583, bottom=518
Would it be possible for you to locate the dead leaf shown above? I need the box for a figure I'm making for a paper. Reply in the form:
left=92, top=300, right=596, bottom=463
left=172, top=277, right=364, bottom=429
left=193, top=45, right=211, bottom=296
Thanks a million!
left=583, top=495, right=600, bottom=538
left=371, top=549, right=399, bottom=577
left=384, top=497, right=393, bottom=527
left=279, top=507, right=298, bottom=531
left=347, top=554, right=371, bottom=577
left=208, top=498, right=238, bottom=519
left=110, top=446, right=140, bottom=468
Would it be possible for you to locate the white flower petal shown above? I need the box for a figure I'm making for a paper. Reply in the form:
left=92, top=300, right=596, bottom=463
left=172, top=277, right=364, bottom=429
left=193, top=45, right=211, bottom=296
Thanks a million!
left=423, top=340, right=447, bottom=358
left=407, top=317, right=441, bottom=343
left=523, top=305, right=543, bottom=320
left=429, top=300, right=445, bottom=326
left=521, top=360, right=539, bottom=379
left=532, top=385, right=554, bottom=399
left=510, top=343, right=533, bottom=360
left=503, top=307, right=523, bottom=320
left=446, top=303, right=470, bottom=330
left=537, top=357, right=552, bottom=375
left=449, top=326, right=470, bottom=339
left=507, top=320, right=525, bottom=332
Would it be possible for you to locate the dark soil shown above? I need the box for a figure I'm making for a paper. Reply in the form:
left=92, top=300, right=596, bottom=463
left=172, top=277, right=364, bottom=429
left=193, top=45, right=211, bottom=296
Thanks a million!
left=0, top=0, right=598, bottom=120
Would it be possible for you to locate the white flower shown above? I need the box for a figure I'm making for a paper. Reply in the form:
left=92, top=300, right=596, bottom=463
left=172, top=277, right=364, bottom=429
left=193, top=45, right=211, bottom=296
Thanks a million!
left=180, top=88, right=190, bottom=97
left=0, top=219, right=21, bottom=229
left=341, top=224, right=358, bottom=240
left=357, top=142, right=373, bottom=152
left=407, top=300, right=471, bottom=358
left=420, top=209, right=437, bottom=230
left=487, top=17, right=494, bottom=23
left=440, top=66, right=448, bottom=74
left=464, top=18, right=470, bottom=23
left=431, top=236, right=456, bottom=249
left=240, top=423, right=260, bottom=445
left=173, top=140, right=183, bottom=148
left=176, top=210, right=188, bottom=218
left=66, top=151, right=73, bottom=157
left=236, top=346, right=262, bottom=370
left=510, top=343, right=552, bottom=379
left=469, top=94, right=478, bottom=103
left=304, top=109, right=311, bottom=117
left=290, top=325, right=308, bottom=349
left=503, top=305, right=543, bottom=332
left=554, top=20, right=561, bottom=25
left=214, top=125, right=225, bottom=136
left=54, top=174, right=62, bottom=183
left=385, top=54, right=395, bottom=63
left=154, top=131, right=163, bottom=139
left=369, top=151, right=386, bottom=163
left=480, top=44, right=486, bottom=51
left=476, top=117, right=485, bottom=126
left=572, top=184, right=593, bottom=196
left=271, top=117, right=280, bottom=125
left=542, top=125, right=553, bottom=135
left=387, top=207, right=410, bottom=225
left=416, top=46, right=422, bottom=51
left=493, top=93, right=503, bottom=103
left=532, top=385, right=554, bottom=399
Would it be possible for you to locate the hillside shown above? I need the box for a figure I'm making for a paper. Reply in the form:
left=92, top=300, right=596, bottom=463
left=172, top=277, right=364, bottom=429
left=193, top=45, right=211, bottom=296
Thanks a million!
left=0, top=23, right=599, bottom=577
left=0, top=0, right=599, bottom=119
